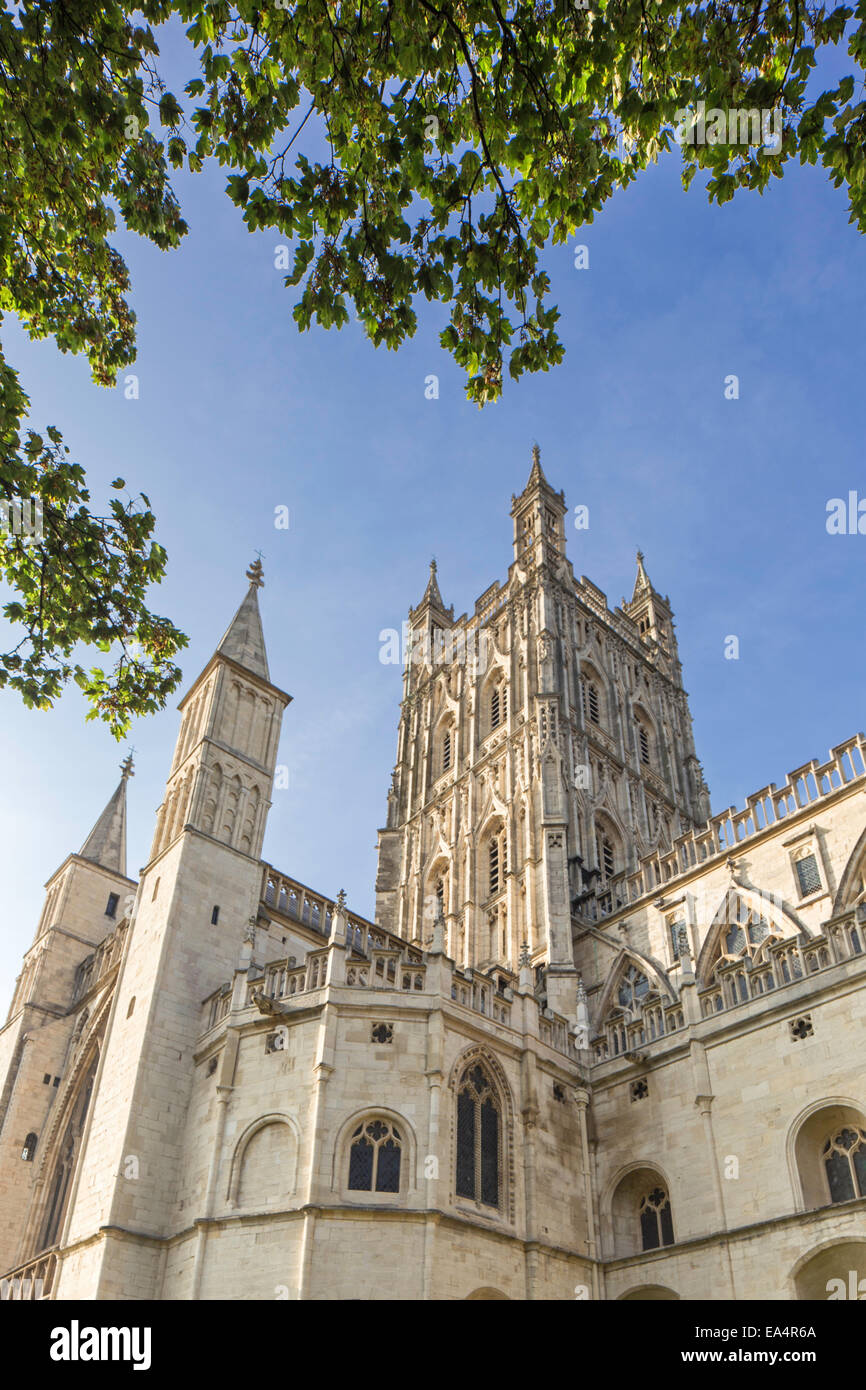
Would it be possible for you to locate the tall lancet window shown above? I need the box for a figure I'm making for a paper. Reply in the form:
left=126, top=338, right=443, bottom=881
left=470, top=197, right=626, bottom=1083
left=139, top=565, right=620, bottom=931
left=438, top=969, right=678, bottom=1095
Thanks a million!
left=442, top=728, right=452, bottom=772
left=488, top=830, right=507, bottom=898
left=455, top=1063, right=501, bottom=1209
left=490, top=684, right=507, bottom=730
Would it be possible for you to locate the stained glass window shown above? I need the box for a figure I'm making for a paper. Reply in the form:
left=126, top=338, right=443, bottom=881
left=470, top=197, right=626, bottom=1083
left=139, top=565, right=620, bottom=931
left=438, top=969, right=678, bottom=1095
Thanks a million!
left=823, top=1128, right=866, bottom=1204
left=347, top=1119, right=402, bottom=1194
left=456, top=1063, right=501, bottom=1209
left=617, top=964, right=650, bottom=1011
left=639, top=1187, right=674, bottom=1252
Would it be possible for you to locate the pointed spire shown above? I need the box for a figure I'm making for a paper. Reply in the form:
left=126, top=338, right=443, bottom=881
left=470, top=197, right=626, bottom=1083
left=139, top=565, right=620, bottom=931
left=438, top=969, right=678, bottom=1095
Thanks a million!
left=422, top=557, right=446, bottom=609
left=527, top=441, right=547, bottom=489
left=79, top=752, right=133, bottom=876
left=632, top=548, right=653, bottom=600
left=410, top=556, right=453, bottom=620
left=216, top=557, right=270, bottom=680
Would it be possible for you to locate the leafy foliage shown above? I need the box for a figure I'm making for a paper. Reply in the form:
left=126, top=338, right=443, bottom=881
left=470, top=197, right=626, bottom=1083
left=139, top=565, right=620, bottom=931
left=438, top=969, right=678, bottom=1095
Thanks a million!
left=1, top=1, right=864, bottom=730
left=0, top=0, right=187, bottom=732
left=171, top=0, right=866, bottom=402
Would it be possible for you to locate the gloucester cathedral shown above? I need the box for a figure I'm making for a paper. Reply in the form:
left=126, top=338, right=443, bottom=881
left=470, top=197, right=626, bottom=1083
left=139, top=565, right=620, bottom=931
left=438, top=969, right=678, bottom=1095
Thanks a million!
left=0, top=449, right=864, bottom=1301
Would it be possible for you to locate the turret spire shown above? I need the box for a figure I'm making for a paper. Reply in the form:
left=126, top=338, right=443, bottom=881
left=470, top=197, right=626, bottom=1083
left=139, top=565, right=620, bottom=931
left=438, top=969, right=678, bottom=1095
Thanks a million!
left=216, top=557, right=270, bottom=680
left=79, top=752, right=133, bottom=876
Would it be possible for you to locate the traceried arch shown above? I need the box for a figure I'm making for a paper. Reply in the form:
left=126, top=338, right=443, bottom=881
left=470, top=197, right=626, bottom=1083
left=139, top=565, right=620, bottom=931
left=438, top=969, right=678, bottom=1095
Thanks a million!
left=449, top=1048, right=514, bottom=1222
left=789, top=1099, right=866, bottom=1211
left=332, top=1108, right=416, bottom=1203
left=593, top=951, right=679, bottom=1059
left=608, top=1163, right=676, bottom=1259
left=833, top=825, right=866, bottom=914
left=696, top=887, right=803, bottom=988
left=38, top=1050, right=99, bottom=1253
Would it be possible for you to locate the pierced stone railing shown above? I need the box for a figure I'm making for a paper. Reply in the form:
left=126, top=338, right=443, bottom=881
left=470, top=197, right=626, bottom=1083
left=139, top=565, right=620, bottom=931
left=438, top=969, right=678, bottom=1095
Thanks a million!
left=594, top=733, right=866, bottom=917
left=71, top=922, right=128, bottom=1005
left=697, top=920, right=865, bottom=1020
left=0, top=1250, right=57, bottom=1300
left=592, top=1000, right=685, bottom=1063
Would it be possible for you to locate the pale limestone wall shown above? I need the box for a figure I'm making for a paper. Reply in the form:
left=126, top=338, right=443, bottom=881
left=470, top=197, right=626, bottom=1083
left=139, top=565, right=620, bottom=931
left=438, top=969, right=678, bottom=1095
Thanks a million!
left=59, top=833, right=263, bottom=1289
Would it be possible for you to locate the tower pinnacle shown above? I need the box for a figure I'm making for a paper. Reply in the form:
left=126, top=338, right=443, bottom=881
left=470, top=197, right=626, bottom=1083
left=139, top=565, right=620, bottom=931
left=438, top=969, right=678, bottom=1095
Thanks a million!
left=79, top=766, right=130, bottom=877
left=216, top=559, right=270, bottom=680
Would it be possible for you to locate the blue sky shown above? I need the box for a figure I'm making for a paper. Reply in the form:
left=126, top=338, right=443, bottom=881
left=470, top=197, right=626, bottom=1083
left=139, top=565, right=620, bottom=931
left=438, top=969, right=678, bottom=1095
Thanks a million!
left=1, top=35, right=865, bottom=1002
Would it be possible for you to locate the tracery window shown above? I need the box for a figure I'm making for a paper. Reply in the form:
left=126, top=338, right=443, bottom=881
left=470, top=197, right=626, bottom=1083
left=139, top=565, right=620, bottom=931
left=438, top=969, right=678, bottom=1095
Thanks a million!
left=455, top=1063, right=501, bottom=1208
left=639, top=1186, right=674, bottom=1251
left=823, top=1127, right=866, bottom=1204
left=720, top=902, right=771, bottom=961
left=347, top=1118, right=402, bottom=1194
left=618, top=964, right=651, bottom=1011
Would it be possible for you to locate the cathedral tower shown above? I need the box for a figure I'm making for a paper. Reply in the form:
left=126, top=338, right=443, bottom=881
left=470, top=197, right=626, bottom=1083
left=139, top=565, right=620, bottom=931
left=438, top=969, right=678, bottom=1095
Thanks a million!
left=34, top=561, right=290, bottom=1299
left=375, top=449, right=711, bottom=1020
left=0, top=762, right=136, bottom=1275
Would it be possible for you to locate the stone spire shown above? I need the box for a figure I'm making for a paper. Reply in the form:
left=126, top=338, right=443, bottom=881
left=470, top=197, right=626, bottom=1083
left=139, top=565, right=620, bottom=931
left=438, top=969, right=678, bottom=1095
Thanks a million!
left=79, top=752, right=134, bottom=876
left=216, top=557, right=270, bottom=681
left=526, top=441, right=547, bottom=490
left=410, top=557, right=453, bottom=622
left=632, top=549, right=653, bottom=600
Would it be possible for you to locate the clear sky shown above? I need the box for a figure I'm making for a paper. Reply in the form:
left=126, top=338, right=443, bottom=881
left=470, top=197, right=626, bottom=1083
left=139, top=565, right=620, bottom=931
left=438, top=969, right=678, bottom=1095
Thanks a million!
left=1, top=34, right=864, bottom=1003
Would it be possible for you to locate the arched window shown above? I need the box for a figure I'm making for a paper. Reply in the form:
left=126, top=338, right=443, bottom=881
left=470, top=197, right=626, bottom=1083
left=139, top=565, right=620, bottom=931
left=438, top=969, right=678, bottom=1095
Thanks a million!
left=21, top=1132, right=37, bottom=1162
left=639, top=1187, right=674, bottom=1251
left=713, top=898, right=774, bottom=968
left=455, top=1064, right=501, bottom=1209
left=596, top=822, right=617, bottom=879
left=442, top=728, right=452, bottom=772
left=490, top=683, right=507, bottom=730
left=638, top=724, right=650, bottom=765
left=823, top=1128, right=866, bottom=1204
left=582, top=681, right=600, bottom=725
left=618, top=964, right=650, bottom=1011
left=487, top=828, right=507, bottom=898
left=348, top=1118, right=402, bottom=1193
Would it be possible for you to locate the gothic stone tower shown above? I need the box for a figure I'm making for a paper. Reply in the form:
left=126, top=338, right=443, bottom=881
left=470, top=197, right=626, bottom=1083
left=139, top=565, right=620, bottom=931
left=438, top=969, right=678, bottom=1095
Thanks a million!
left=20, top=561, right=290, bottom=1298
left=375, top=448, right=710, bottom=1021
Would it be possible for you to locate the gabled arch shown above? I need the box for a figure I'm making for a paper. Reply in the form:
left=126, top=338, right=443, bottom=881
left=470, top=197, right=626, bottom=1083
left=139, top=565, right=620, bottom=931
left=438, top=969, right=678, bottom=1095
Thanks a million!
left=695, top=886, right=806, bottom=986
left=833, top=823, right=866, bottom=913
left=593, top=948, right=676, bottom=1028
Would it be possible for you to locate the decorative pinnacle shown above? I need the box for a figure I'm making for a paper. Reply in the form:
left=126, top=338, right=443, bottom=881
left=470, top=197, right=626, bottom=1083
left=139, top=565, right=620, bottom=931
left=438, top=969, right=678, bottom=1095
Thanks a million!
left=120, top=750, right=135, bottom=781
left=246, top=556, right=265, bottom=589
left=430, top=556, right=437, bottom=575
left=335, top=888, right=347, bottom=912
left=532, top=443, right=541, bottom=467
left=518, top=941, right=532, bottom=968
